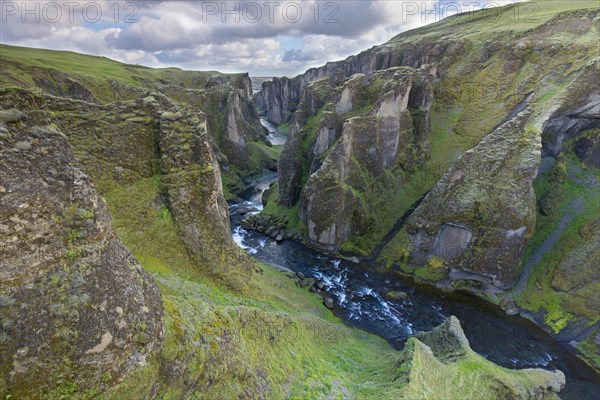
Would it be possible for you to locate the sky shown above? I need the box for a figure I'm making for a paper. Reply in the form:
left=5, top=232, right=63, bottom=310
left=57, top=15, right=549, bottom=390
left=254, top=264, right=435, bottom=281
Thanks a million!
left=1, top=0, right=523, bottom=77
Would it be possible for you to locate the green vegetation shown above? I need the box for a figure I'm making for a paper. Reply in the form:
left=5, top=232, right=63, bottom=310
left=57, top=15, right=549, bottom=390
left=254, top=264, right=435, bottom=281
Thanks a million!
left=398, top=337, right=558, bottom=400
left=277, top=122, right=289, bottom=134
left=100, top=264, right=410, bottom=399
left=0, top=43, right=269, bottom=199
left=104, top=176, right=205, bottom=279
left=101, top=175, right=409, bottom=399
left=515, top=155, right=600, bottom=337
left=247, top=142, right=283, bottom=173
left=0, top=44, right=246, bottom=104
left=254, top=0, right=600, bottom=370
left=261, top=183, right=302, bottom=232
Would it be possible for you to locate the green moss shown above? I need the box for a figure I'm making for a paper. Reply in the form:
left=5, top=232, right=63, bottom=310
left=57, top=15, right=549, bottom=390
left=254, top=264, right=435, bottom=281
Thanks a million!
left=247, top=142, right=283, bottom=173
left=414, top=263, right=447, bottom=282
left=261, top=185, right=302, bottom=232
left=221, top=170, right=247, bottom=200
left=577, top=328, right=600, bottom=371
left=516, top=155, right=600, bottom=333
left=277, top=122, right=289, bottom=134
left=397, top=334, right=561, bottom=400
left=103, top=176, right=203, bottom=280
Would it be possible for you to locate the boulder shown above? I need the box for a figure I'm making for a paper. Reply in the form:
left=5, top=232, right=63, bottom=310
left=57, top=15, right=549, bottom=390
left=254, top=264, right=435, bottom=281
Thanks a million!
left=0, top=108, right=27, bottom=123
left=323, top=298, right=334, bottom=309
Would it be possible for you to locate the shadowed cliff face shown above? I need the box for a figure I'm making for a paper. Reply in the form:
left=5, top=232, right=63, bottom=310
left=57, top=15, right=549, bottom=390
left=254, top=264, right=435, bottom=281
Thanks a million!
left=0, top=95, right=164, bottom=396
left=255, top=4, right=600, bottom=368
left=255, top=76, right=301, bottom=125
left=406, top=109, right=541, bottom=289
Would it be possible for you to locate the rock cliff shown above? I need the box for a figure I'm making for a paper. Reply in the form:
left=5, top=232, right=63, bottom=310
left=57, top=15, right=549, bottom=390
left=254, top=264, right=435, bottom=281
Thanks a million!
left=406, top=109, right=540, bottom=289
left=299, top=68, right=433, bottom=252
left=0, top=98, right=163, bottom=396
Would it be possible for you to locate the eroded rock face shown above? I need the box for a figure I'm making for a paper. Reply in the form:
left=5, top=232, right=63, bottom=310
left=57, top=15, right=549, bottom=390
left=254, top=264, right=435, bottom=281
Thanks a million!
left=0, top=106, right=163, bottom=396
left=541, top=58, right=600, bottom=165
left=161, top=81, right=268, bottom=173
left=152, top=99, right=254, bottom=288
left=3, top=89, right=255, bottom=292
left=406, top=110, right=541, bottom=289
left=255, top=77, right=301, bottom=125
left=278, top=78, right=334, bottom=208
left=299, top=69, right=433, bottom=252
left=257, top=37, right=466, bottom=127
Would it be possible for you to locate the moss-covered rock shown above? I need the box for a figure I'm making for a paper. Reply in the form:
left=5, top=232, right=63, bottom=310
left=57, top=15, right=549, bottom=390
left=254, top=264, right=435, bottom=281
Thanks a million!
left=1, top=87, right=256, bottom=292
left=405, top=110, right=540, bottom=289
left=0, top=102, right=163, bottom=397
left=397, top=316, right=565, bottom=399
left=285, top=68, right=433, bottom=252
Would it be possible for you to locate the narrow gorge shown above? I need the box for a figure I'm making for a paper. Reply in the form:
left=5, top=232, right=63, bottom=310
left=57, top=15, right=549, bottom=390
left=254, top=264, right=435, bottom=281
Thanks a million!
left=0, top=1, right=599, bottom=399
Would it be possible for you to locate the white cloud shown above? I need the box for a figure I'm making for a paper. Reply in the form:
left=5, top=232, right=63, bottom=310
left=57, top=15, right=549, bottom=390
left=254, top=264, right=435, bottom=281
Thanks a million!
left=0, top=0, right=523, bottom=76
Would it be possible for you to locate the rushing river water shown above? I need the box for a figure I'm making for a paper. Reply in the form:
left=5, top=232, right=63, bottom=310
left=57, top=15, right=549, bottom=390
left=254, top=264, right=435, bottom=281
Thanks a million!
left=229, top=122, right=600, bottom=399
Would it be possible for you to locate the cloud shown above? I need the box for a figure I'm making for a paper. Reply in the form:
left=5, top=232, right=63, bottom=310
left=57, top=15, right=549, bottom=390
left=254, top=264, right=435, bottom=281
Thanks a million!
left=0, top=0, right=523, bottom=76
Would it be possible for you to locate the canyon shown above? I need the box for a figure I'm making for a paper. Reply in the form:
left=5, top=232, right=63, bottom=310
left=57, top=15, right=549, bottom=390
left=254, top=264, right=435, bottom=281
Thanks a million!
left=0, top=1, right=599, bottom=398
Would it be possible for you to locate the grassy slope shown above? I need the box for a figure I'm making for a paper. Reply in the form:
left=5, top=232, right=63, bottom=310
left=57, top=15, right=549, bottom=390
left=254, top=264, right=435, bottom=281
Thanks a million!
left=94, top=176, right=404, bottom=399
left=387, top=1, right=598, bottom=43
left=0, top=44, right=243, bottom=103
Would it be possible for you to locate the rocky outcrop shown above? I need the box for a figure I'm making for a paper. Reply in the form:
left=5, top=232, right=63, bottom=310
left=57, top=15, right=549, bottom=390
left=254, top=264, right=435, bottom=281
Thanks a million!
left=414, top=316, right=470, bottom=360
left=149, top=97, right=254, bottom=288
left=406, top=110, right=540, bottom=289
left=397, top=316, right=565, bottom=399
left=541, top=57, right=600, bottom=165
left=277, top=78, right=334, bottom=208
left=0, top=103, right=163, bottom=396
left=143, top=76, right=268, bottom=177
left=2, top=87, right=255, bottom=287
left=298, top=68, right=433, bottom=252
left=254, top=76, right=301, bottom=124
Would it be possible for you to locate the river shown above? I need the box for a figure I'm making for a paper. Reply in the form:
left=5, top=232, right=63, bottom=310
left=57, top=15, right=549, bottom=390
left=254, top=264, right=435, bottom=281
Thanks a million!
left=229, top=121, right=600, bottom=399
